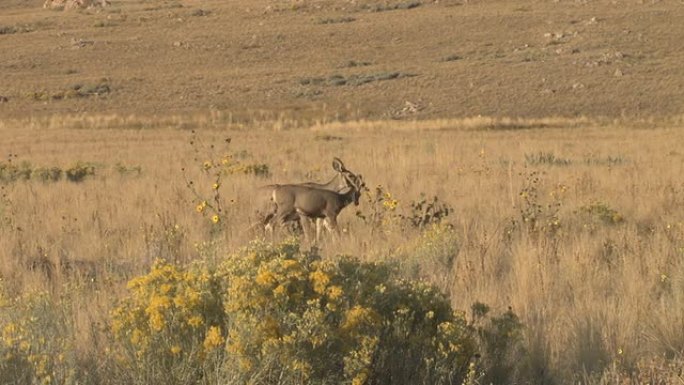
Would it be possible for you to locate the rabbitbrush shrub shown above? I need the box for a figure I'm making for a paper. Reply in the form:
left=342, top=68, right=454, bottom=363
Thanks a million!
left=0, top=290, right=80, bottom=385
left=109, top=240, right=476, bottom=385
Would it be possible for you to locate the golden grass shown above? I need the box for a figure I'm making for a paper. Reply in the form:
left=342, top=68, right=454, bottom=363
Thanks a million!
left=1, top=116, right=684, bottom=383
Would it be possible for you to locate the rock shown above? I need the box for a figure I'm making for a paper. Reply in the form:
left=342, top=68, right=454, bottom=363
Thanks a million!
left=71, top=38, right=95, bottom=48
left=614, top=68, right=624, bottom=77
left=43, top=0, right=109, bottom=11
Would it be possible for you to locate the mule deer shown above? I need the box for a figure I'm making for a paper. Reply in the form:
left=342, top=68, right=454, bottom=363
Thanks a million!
left=259, top=157, right=356, bottom=231
left=264, top=172, right=365, bottom=241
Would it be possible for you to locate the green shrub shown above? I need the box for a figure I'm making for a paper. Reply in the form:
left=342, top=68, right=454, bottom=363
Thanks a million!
left=109, top=240, right=477, bottom=384
left=0, top=291, right=79, bottom=385
left=225, top=162, right=270, bottom=177
left=579, top=201, right=624, bottom=225
left=398, top=223, right=459, bottom=294
left=31, top=167, right=63, bottom=182
left=399, top=194, right=453, bottom=229
left=0, top=161, right=32, bottom=182
left=65, top=163, right=95, bottom=182
left=470, top=303, right=525, bottom=384
left=525, top=151, right=572, bottom=166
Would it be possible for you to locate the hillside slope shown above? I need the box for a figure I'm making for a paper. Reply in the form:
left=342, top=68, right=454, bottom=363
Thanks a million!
left=0, top=0, right=682, bottom=121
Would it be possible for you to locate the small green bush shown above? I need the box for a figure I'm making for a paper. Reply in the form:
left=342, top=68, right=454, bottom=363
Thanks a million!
left=31, top=167, right=63, bottom=182
left=399, top=194, right=453, bottom=229
left=0, top=161, right=32, bottom=182
left=317, top=16, right=355, bottom=24
left=579, top=201, right=625, bottom=225
left=65, top=163, right=95, bottom=182
left=525, top=151, right=572, bottom=166
left=398, top=223, right=459, bottom=294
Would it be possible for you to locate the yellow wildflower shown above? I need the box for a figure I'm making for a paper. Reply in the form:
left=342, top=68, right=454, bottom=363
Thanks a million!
left=170, top=345, right=182, bottom=355
left=327, top=285, right=344, bottom=300
left=187, top=315, right=204, bottom=328
left=273, top=284, right=287, bottom=297
left=148, top=295, right=171, bottom=310
left=160, top=283, right=173, bottom=294
left=382, top=199, right=398, bottom=210
left=203, top=326, right=224, bottom=351
left=19, top=340, right=30, bottom=352
left=212, top=183, right=220, bottom=190
left=130, top=329, right=144, bottom=345
left=352, top=371, right=368, bottom=385
left=238, top=357, right=253, bottom=371
left=203, top=161, right=212, bottom=170
left=342, top=306, right=379, bottom=331
left=309, top=270, right=330, bottom=294
left=292, top=359, right=312, bottom=378
left=196, top=201, right=208, bottom=213
left=281, top=259, right=299, bottom=270
left=211, top=215, right=220, bottom=224
left=149, top=311, right=165, bottom=331
left=256, top=270, right=277, bottom=287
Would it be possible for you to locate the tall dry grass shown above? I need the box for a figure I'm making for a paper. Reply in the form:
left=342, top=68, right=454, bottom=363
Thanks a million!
left=1, top=115, right=684, bottom=383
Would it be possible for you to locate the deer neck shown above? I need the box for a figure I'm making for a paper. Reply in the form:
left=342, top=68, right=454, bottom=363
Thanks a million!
left=338, top=187, right=356, bottom=207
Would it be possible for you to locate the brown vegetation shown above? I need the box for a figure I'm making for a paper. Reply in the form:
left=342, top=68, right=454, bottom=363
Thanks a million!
left=0, top=115, right=683, bottom=383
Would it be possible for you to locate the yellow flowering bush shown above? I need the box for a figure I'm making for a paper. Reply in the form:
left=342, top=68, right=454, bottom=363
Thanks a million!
left=0, top=291, right=77, bottom=385
left=108, top=240, right=476, bottom=384
left=109, top=259, right=227, bottom=384
left=218, top=239, right=476, bottom=384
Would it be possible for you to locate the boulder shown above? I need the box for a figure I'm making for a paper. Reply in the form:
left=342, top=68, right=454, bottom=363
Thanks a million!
left=43, top=0, right=109, bottom=11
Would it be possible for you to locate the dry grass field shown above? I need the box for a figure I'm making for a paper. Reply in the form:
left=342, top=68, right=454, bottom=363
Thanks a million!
left=2, top=0, right=684, bottom=384
left=1, top=116, right=684, bottom=384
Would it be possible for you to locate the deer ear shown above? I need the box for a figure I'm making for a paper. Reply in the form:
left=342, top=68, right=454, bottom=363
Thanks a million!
left=332, top=157, right=345, bottom=172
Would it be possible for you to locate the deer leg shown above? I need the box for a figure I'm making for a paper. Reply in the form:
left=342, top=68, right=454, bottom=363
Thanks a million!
left=315, top=219, right=323, bottom=243
left=274, top=210, right=292, bottom=231
left=296, top=213, right=315, bottom=243
left=262, top=211, right=275, bottom=233
left=294, top=210, right=309, bottom=241
left=323, top=215, right=340, bottom=241
left=261, top=199, right=279, bottom=234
